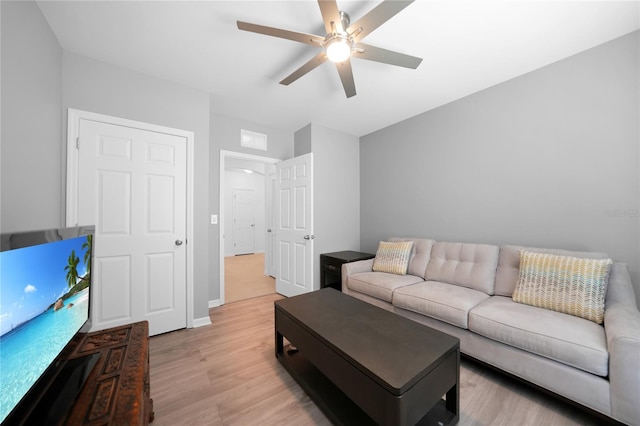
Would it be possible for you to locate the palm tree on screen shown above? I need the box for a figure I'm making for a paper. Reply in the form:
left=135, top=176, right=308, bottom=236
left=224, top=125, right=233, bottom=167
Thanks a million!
left=65, top=250, right=80, bottom=288
left=82, top=235, right=92, bottom=277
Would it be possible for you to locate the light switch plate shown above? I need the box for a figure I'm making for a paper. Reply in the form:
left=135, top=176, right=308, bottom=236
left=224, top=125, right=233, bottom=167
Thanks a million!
left=211, top=214, right=218, bottom=225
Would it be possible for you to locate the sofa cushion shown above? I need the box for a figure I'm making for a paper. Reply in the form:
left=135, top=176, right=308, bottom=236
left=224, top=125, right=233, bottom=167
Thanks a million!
left=372, top=240, right=413, bottom=275
left=347, top=272, right=424, bottom=302
left=425, top=242, right=499, bottom=295
left=512, top=250, right=612, bottom=324
left=469, top=296, right=609, bottom=376
left=393, top=281, right=490, bottom=329
left=494, top=245, right=609, bottom=297
left=388, top=237, right=435, bottom=278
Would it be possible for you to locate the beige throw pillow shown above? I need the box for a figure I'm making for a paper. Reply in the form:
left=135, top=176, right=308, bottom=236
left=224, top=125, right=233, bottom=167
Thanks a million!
left=512, top=250, right=612, bottom=324
left=372, top=241, right=413, bottom=276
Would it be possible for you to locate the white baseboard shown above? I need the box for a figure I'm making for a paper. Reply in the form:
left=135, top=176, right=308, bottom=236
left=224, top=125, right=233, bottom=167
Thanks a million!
left=192, top=316, right=212, bottom=328
left=190, top=300, right=222, bottom=328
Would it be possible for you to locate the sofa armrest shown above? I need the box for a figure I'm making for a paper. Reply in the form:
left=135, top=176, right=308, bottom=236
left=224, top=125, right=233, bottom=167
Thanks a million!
left=604, top=263, right=640, bottom=425
left=341, top=258, right=375, bottom=294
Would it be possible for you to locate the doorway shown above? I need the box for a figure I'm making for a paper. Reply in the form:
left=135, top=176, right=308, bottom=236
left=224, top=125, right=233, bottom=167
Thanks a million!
left=219, top=151, right=278, bottom=304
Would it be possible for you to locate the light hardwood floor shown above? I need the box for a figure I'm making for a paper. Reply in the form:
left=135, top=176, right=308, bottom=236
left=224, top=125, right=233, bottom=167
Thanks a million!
left=225, top=253, right=275, bottom=303
left=149, top=294, right=607, bottom=426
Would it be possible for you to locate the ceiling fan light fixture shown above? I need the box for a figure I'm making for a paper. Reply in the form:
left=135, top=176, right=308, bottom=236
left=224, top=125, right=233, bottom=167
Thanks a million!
left=237, top=1, right=422, bottom=97
left=325, top=36, right=352, bottom=63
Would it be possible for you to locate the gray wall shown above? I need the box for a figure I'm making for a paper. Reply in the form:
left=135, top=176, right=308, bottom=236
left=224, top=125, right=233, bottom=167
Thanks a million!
left=294, top=124, right=312, bottom=156
left=295, top=123, right=361, bottom=288
left=1, top=1, right=63, bottom=231
left=1, top=1, right=214, bottom=322
left=1, top=1, right=304, bottom=317
left=61, top=51, right=212, bottom=322
left=361, top=31, right=640, bottom=306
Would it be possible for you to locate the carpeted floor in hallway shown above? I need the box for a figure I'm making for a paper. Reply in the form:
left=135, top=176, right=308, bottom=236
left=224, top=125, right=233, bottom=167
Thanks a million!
left=225, top=253, right=275, bottom=303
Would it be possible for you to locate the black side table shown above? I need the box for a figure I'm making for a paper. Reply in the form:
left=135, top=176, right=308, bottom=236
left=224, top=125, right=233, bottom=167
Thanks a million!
left=320, top=251, right=375, bottom=291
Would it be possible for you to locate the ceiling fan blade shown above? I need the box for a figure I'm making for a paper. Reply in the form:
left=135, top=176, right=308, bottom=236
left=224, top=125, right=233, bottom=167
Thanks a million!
left=335, top=59, right=356, bottom=98
left=347, top=0, right=414, bottom=43
left=237, top=21, right=324, bottom=47
left=280, top=51, right=328, bottom=86
left=354, top=43, right=422, bottom=69
left=318, top=0, right=342, bottom=33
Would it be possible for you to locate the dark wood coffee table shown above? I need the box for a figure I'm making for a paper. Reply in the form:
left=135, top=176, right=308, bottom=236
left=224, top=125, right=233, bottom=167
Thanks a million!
left=275, top=288, right=460, bottom=425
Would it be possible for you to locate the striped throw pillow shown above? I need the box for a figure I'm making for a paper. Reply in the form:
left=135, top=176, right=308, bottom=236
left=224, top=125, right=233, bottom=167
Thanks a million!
left=512, top=250, right=612, bottom=324
left=372, top=241, right=413, bottom=275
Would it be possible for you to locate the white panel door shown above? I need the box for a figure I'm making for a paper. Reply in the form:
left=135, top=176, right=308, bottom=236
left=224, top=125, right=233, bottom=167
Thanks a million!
left=275, top=154, right=313, bottom=297
left=233, top=188, right=255, bottom=255
left=76, top=119, right=187, bottom=336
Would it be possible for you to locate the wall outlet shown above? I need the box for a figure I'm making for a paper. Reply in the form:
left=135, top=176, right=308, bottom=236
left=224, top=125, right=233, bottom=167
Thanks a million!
left=211, top=214, right=218, bottom=225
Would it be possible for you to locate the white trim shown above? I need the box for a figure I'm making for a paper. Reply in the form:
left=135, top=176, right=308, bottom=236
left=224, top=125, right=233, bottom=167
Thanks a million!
left=193, top=316, right=212, bottom=328
left=219, top=150, right=280, bottom=305
left=66, top=108, right=196, bottom=329
left=208, top=299, right=221, bottom=308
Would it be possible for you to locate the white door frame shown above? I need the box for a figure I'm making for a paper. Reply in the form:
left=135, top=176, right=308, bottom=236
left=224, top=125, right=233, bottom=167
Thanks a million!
left=219, top=150, right=279, bottom=305
left=65, top=108, right=195, bottom=329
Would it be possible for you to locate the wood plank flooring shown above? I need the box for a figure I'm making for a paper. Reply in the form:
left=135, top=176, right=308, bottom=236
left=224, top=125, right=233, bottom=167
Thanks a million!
left=149, top=294, right=607, bottom=425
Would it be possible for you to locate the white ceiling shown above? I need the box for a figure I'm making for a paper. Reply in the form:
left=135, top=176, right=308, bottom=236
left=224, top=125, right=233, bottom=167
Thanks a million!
left=37, top=1, right=639, bottom=137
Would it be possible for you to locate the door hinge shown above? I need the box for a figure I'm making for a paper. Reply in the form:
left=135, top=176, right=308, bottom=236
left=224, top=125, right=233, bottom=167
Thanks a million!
left=76, top=137, right=79, bottom=150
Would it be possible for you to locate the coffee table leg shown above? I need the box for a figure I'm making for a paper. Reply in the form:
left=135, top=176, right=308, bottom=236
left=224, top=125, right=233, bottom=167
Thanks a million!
left=275, top=330, right=284, bottom=358
left=445, top=350, right=460, bottom=421
left=445, top=384, right=458, bottom=415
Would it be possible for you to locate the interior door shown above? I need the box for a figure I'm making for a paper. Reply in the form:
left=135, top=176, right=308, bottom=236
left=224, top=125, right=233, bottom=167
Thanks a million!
left=75, top=119, right=187, bottom=336
left=233, top=188, right=255, bottom=255
left=275, top=153, right=314, bottom=297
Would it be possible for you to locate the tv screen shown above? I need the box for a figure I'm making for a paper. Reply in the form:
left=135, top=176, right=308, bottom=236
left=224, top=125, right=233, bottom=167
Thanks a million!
left=0, top=227, right=94, bottom=424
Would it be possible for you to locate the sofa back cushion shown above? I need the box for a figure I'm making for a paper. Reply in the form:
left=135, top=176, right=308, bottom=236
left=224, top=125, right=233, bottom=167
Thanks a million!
left=494, top=245, right=609, bottom=297
left=388, top=237, right=435, bottom=278
left=425, top=242, right=500, bottom=294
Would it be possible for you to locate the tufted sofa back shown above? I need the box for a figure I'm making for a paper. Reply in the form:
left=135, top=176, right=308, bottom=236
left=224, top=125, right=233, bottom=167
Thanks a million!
left=425, top=242, right=500, bottom=294
left=387, top=237, right=435, bottom=278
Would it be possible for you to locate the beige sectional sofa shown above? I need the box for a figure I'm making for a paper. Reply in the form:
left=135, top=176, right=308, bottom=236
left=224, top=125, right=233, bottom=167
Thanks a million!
left=342, top=237, right=640, bottom=425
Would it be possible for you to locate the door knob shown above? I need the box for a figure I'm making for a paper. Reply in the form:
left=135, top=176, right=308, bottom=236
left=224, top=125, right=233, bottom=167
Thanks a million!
left=175, top=239, right=183, bottom=246
left=303, top=235, right=315, bottom=240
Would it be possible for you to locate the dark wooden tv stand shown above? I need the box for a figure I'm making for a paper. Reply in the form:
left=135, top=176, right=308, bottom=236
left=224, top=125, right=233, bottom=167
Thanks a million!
left=64, top=321, right=154, bottom=425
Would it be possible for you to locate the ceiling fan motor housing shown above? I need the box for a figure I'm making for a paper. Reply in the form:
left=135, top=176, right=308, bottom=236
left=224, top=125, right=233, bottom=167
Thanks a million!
left=338, top=10, right=350, bottom=31
left=325, top=10, right=353, bottom=62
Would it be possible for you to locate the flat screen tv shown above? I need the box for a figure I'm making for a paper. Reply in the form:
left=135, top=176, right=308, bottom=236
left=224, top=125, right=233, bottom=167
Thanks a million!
left=0, top=226, right=97, bottom=425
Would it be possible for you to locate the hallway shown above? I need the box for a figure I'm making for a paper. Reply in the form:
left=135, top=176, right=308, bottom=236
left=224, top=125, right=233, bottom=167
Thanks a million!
left=224, top=253, right=275, bottom=303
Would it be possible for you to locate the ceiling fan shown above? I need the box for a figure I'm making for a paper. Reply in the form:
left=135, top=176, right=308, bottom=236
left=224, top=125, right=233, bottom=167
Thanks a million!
left=237, top=0, right=422, bottom=98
